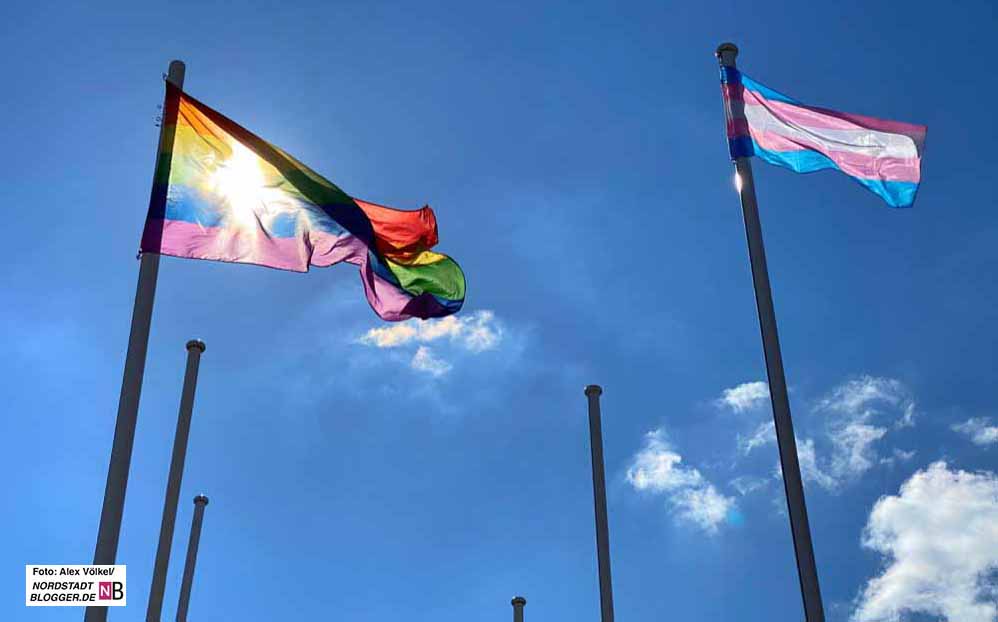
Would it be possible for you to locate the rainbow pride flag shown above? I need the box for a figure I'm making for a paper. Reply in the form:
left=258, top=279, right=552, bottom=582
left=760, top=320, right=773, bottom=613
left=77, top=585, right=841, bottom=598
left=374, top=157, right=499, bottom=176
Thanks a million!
left=720, top=67, right=927, bottom=208
left=141, top=83, right=465, bottom=321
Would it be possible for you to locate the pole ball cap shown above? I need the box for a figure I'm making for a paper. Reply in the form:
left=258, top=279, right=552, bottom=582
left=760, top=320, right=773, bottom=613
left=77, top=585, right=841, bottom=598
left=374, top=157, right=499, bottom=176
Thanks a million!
left=715, top=42, right=739, bottom=58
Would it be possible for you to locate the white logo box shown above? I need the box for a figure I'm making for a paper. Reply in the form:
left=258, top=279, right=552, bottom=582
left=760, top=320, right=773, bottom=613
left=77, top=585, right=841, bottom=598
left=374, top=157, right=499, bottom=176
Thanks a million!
left=25, top=565, right=126, bottom=607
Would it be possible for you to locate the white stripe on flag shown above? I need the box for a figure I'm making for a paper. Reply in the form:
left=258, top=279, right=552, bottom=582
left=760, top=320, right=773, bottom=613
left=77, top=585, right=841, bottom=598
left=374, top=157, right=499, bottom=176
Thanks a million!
left=744, top=103, right=919, bottom=159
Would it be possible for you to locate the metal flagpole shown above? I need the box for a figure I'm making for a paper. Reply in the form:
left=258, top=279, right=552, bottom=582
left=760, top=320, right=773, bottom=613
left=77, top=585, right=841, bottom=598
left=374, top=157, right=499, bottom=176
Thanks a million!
left=176, top=495, right=209, bottom=622
left=715, top=43, right=826, bottom=622
left=511, top=596, right=526, bottom=622
left=584, top=385, right=615, bottom=622
left=147, top=340, right=206, bottom=622
left=86, top=59, right=185, bottom=622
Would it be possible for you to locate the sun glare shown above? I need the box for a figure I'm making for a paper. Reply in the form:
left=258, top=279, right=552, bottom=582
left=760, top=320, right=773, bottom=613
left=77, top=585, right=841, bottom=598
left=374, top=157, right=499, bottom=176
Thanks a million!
left=209, top=141, right=271, bottom=235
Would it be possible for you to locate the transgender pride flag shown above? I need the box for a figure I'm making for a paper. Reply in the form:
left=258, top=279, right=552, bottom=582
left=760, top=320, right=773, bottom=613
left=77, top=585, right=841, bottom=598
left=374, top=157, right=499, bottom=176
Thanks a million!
left=720, top=66, right=927, bottom=208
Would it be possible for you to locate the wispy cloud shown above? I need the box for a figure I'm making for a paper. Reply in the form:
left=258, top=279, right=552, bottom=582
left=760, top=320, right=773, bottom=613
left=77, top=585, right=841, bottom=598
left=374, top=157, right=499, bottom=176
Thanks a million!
left=829, top=421, right=887, bottom=480
left=410, top=346, right=452, bottom=377
left=774, top=437, right=839, bottom=491
left=952, top=417, right=998, bottom=446
left=627, top=431, right=705, bottom=492
left=716, top=381, right=770, bottom=413
left=355, top=310, right=503, bottom=377
left=729, top=376, right=917, bottom=498
left=818, top=376, right=911, bottom=419
left=672, top=486, right=735, bottom=533
left=738, top=420, right=776, bottom=455
left=358, top=310, right=502, bottom=352
left=818, top=376, right=916, bottom=483
left=729, top=475, right=768, bottom=496
left=878, top=448, right=916, bottom=467
left=626, top=429, right=735, bottom=533
left=852, top=462, right=998, bottom=622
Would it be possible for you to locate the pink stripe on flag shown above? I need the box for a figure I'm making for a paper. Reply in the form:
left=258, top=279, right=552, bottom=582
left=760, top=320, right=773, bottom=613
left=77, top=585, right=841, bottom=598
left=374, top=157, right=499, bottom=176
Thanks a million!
left=723, top=86, right=926, bottom=144
left=742, top=89, right=926, bottom=142
left=145, top=219, right=310, bottom=271
left=145, top=219, right=421, bottom=321
left=747, top=127, right=922, bottom=183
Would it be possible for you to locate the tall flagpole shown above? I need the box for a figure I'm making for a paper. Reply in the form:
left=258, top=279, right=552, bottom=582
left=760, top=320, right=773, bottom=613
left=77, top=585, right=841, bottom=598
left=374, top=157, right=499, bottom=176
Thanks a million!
left=147, top=340, right=206, bottom=622
left=584, top=385, right=615, bottom=622
left=86, top=59, right=185, bottom=622
left=716, top=43, right=825, bottom=622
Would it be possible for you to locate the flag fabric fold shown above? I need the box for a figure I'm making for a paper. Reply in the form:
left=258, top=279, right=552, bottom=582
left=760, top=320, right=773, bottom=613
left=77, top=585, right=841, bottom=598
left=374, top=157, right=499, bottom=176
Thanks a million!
left=720, top=66, right=927, bottom=208
left=141, top=82, right=465, bottom=320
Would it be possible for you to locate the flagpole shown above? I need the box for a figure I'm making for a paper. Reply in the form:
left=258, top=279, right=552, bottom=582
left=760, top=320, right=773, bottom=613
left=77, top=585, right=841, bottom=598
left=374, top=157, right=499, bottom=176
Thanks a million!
left=511, top=596, right=526, bottom=622
left=176, top=495, right=209, bottom=622
left=86, top=59, right=185, bottom=622
left=716, top=43, right=825, bottom=622
left=147, top=340, right=205, bottom=622
left=584, top=385, right=615, bottom=622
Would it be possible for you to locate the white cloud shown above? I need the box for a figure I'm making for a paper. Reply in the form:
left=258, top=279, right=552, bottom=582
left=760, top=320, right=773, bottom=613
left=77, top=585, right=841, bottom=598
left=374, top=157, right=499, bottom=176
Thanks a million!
left=879, top=448, right=916, bottom=467
left=716, top=381, right=770, bottom=413
left=410, top=346, right=452, bottom=377
left=818, top=376, right=916, bottom=482
left=360, top=322, right=418, bottom=347
left=852, top=462, right=998, bottom=622
left=458, top=311, right=503, bottom=352
left=739, top=420, right=776, bottom=455
left=895, top=403, right=916, bottom=429
left=818, top=376, right=912, bottom=418
left=673, top=485, right=735, bottom=533
left=776, top=437, right=839, bottom=491
left=730, top=475, right=768, bottom=496
left=765, top=376, right=917, bottom=493
left=627, top=430, right=704, bottom=492
left=796, top=438, right=836, bottom=490
left=734, top=376, right=919, bottom=498
left=358, top=310, right=502, bottom=352
left=356, top=310, right=502, bottom=377
left=952, top=418, right=998, bottom=446
left=627, top=429, right=735, bottom=533
left=829, top=421, right=887, bottom=479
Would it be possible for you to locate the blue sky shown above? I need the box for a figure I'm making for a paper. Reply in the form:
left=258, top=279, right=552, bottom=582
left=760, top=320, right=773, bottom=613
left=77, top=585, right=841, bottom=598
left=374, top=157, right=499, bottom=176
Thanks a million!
left=3, top=1, right=998, bottom=621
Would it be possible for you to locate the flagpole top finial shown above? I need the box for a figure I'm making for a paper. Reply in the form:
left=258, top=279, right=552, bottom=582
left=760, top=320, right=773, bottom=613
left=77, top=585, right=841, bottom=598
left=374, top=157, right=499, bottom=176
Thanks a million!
left=585, top=384, right=603, bottom=397
left=716, top=42, right=739, bottom=65
left=186, top=339, right=206, bottom=353
left=167, top=60, right=186, bottom=87
left=194, top=494, right=209, bottom=506
left=511, top=596, right=527, bottom=607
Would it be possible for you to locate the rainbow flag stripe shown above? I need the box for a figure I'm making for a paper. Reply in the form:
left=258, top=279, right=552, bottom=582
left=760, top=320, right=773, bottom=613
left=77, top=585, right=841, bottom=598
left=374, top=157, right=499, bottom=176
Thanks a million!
left=141, top=83, right=465, bottom=321
left=721, top=66, right=927, bottom=208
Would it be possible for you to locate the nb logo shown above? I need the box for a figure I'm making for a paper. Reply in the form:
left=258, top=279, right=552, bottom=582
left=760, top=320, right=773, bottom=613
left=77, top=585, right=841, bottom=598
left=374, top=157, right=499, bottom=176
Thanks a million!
left=98, top=582, right=124, bottom=601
